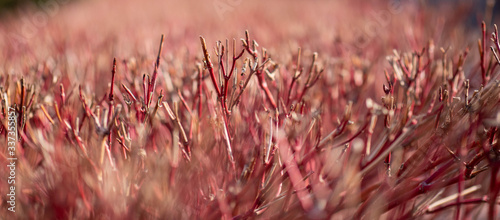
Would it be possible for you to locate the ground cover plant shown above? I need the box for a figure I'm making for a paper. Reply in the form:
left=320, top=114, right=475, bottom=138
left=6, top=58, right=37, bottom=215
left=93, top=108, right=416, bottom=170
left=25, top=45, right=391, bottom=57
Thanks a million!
left=1, top=0, right=500, bottom=219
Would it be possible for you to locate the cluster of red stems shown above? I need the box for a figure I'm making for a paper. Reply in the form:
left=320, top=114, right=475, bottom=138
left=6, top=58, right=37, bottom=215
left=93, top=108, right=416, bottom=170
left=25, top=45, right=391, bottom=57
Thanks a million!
left=1, top=22, right=500, bottom=219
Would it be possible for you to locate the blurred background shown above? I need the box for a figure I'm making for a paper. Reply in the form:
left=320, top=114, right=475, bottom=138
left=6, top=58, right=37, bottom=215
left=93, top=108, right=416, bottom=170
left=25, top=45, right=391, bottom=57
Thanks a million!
left=0, top=0, right=497, bottom=86
left=0, top=0, right=496, bottom=52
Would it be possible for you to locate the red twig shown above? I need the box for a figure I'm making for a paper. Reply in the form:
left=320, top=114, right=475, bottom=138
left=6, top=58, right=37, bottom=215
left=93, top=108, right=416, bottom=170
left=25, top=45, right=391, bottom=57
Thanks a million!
left=121, top=83, right=137, bottom=102
left=287, top=48, right=302, bottom=105
left=296, top=52, right=323, bottom=104
left=107, top=58, right=117, bottom=153
left=108, top=58, right=117, bottom=123
left=148, top=35, right=164, bottom=107
left=242, top=30, right=277, bottom=109
left=200, top=36, right=221, bottom=97
left=479, top=21, right=488, bottom=84
left=197, top=64, right=203, bottom=119
left=218, top=39, right=245, bottom=115
left=256, top=70, right=278, bottom=109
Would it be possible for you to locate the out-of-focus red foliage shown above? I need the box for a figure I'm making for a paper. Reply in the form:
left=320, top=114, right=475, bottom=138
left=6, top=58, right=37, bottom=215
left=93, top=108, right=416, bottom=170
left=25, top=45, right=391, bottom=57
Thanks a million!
left=0, top=0, right=499, bottom=219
